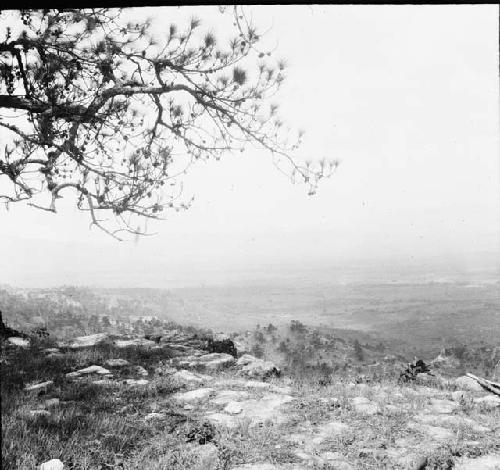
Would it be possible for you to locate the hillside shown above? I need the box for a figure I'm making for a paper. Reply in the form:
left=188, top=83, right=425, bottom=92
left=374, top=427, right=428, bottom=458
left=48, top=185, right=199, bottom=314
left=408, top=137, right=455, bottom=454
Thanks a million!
left=2, top=322, right=500, bottom=470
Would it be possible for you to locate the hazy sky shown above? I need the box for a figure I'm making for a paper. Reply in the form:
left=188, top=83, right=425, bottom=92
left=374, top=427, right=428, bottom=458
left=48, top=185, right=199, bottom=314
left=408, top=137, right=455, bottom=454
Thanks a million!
left=1, top=5, right=499, bottom=287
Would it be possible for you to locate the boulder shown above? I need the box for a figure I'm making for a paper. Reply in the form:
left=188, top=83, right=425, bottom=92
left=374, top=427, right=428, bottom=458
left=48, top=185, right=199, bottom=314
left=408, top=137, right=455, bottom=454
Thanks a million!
left=473, top=395, right=500, bottom=409
left=39, top=459, right=64, bottom=470
left=237, top=354, right=281, bottom=378
left=455, top=375, right=485, bottom=392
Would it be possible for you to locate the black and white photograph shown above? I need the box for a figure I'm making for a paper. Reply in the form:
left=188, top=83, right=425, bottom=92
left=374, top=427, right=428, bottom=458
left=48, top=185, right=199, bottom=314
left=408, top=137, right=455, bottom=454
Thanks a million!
left=1, top=4, right=499, bottom=469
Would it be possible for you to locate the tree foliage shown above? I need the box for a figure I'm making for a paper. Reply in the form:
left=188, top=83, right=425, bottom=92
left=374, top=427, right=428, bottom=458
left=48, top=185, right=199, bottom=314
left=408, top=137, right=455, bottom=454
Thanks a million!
left=0, top=7, right=337, bottom=238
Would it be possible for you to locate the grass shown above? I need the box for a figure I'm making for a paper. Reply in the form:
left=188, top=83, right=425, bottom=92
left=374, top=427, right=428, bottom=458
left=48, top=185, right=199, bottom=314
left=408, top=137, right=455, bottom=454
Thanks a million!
left=1, top=339, right=187, bottom=470
left=2, top=333, right=499, bottom=470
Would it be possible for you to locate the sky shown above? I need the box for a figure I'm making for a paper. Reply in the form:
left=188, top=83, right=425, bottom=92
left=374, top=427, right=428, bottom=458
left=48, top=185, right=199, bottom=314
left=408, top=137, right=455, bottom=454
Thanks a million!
left=0, top=5, right=499, bottom=288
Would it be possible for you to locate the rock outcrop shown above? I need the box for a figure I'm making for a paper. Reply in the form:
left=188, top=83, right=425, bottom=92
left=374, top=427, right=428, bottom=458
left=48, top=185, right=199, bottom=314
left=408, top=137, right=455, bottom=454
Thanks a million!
left=236, top=354, right=281, bottom=378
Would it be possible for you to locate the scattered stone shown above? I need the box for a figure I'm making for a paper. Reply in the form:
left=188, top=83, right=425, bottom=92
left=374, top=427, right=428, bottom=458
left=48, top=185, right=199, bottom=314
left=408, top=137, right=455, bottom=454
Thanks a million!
left=429, top=398, right=459, bottom=414
left=39, top=459, right=64, bottom=470
left=322, top=452, right=344, bottom=461
left=454, top=454, right=500, bottom=470
left=7, top=337, right=30, bottom=347
left=29, top=410, right=51, bottom=418
left=351, top=396, right=380, bottom=415
left=178, top=353, right=235, bottom=371
left=185, top=442, right=219, bottom=470
left=46, top=352, right=65, bottom=359
left=155, top=365, right=178, bottom=376
left=173, top=388, right=214, bottom=403
left=43, top=348, right=60, bottom=354
left=114, top=338, right=156, bottom=348
left=171, top=369, right=212, bottom=385
left=224, top=401, right=243, bottom=415
left=92, top=379, right=116, bottom=386
left=408, top=422, right=455, bottom=441
left=67, top=333, right=110, bottom=349
left=473, top=395, right=500, bottom=409
left=232, top=464, right=286, bottom=470
left=124, top=379, right=149, bottom=386
left=133, top=365, right=149, bottom=377
left=206, top=392, right=294, bottom=428
left=25, top=380, right=53, bottom=392
left=105, top=358, right=130, bottom=368
left=414, top=413, right=491, bottom=433
left=66, top=365, right=111, bottom=378
left=44, top=398, right=60, bottom=408
left=455, top=376, right=485, bottom=392
left=312, top=420, right=349, bottom=444
left=211, top=390, right=250, bottom=405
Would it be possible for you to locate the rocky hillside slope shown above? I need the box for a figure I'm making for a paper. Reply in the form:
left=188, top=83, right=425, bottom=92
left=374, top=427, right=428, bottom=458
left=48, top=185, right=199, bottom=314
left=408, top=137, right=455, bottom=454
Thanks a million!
left=2, top=329, right=500, bottom=470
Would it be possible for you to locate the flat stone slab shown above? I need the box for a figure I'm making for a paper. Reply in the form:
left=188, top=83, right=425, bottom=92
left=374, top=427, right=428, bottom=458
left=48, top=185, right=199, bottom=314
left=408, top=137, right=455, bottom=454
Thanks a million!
left=408, top=422, right=455, bottom=441
left=224, top=401, right=243, bottom=415
left=211, top=390, right=250, bottom=405
left=66, top=365, right=111, bottom=378
left=178, top=353, right=235, bottom=371
left=429, top=398, right=459, bottom=414
left=351, top=396, right=380, bottom=415
left=312, top=420, right=350, bottom=445
left=173, top=388, right=214, bottom=403
left=171, top=369, right=213, bottom=385
left=206, top=392, right=294, bottom=428
left=414, top=413, right=491, bottom=433
left=67, top=333, right=110, bottom=349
